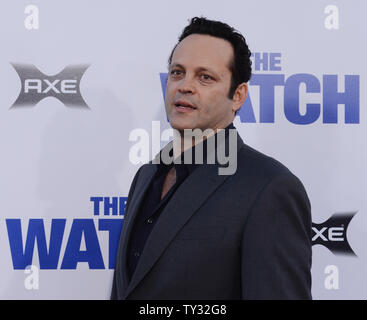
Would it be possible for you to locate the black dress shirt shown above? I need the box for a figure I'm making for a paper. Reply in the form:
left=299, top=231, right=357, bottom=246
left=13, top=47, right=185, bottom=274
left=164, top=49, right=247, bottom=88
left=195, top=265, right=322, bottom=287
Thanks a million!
left=126, top=122, right=235, bottom=280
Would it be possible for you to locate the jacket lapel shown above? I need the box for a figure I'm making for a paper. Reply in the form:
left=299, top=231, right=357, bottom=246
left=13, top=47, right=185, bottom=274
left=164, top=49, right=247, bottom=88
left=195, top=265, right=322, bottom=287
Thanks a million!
left=118, top=163, right=158, bottom=293
left=118, top=139, right=176, bottom=292
left=123, top=131, right=245, bottom=299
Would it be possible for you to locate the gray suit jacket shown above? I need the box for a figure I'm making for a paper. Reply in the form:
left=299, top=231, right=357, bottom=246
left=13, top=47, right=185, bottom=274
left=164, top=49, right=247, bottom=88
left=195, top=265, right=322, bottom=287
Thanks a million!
left=111, top=130, right=312, bottom=299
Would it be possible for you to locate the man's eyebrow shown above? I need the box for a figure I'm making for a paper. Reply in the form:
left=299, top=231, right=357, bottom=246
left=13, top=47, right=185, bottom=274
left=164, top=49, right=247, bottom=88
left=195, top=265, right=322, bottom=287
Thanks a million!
left=169, top=64, right=220, bottom=77
left=195, top=66, right=218, bottom=75
left=169, top=63, right=184, bottom=70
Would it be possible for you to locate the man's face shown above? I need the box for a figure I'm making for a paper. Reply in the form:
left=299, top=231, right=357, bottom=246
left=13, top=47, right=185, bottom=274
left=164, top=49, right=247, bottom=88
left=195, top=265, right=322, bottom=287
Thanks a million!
left=165, top=34, right=237, bottom=132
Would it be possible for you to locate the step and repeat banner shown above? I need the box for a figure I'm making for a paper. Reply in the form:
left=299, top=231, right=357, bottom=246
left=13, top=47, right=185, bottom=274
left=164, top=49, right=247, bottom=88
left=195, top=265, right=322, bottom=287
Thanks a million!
left=0, top=0, right=365, bottom=299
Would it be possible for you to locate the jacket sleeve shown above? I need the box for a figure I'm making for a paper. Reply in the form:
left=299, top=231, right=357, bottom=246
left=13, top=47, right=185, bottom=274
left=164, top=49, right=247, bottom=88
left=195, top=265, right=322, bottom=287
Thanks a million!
left=241, top=173, right=312, bottom=299
left=110, top=165, right=144, bottom=300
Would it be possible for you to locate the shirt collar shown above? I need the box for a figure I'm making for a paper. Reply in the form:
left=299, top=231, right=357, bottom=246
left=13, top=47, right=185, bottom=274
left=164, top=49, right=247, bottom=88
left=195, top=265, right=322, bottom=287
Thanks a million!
left=157, top=122, right=236, bottom=175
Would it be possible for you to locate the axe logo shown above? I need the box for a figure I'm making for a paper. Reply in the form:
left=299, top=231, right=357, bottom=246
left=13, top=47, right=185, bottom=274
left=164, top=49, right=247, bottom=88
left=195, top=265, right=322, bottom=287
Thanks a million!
left=312, top=212, right=357, bottom=256
left=10, top=63, right=90, bottom=108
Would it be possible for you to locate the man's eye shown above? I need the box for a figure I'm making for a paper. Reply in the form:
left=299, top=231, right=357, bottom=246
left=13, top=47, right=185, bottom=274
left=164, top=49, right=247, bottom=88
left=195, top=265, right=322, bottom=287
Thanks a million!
left=170, top=70, right=182, bottom=76
left=200, top=74, right=213, bottom=81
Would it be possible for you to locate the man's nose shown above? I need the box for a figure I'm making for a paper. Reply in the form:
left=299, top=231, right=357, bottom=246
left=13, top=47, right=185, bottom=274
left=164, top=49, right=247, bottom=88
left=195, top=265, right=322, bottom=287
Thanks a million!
left=178, top=76, right=195, bottom=94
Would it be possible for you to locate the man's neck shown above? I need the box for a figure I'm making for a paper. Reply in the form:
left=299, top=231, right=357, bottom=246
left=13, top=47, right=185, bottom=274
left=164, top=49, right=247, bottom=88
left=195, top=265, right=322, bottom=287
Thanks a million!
left=172, top=123, right=234, bottom=160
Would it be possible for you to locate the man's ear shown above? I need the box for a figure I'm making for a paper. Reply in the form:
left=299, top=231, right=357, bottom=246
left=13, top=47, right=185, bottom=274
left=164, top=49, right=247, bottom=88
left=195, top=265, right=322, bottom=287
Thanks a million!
left=232, top=82, right=248, bottom=113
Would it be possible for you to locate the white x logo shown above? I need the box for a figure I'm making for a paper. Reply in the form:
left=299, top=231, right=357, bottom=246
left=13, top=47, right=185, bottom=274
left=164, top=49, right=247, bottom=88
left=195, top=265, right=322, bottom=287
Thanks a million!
left=312, top=227, right=328, bottom=241
left=43, top=79, right=60, bottom=93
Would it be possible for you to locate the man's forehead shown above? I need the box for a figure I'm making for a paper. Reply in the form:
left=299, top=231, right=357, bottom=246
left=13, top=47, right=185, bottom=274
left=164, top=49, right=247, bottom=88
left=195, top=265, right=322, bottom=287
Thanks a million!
left=170, top=34, right=234, bottom=70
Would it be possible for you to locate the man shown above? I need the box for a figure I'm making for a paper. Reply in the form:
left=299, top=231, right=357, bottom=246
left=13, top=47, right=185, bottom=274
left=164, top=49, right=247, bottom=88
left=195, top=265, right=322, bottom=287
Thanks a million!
left=111, top=17, right=312, bottom=300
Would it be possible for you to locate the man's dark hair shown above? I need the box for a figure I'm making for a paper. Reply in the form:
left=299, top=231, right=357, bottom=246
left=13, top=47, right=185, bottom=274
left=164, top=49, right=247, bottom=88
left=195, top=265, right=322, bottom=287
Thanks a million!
left=168, top=16, right=252, bottom=100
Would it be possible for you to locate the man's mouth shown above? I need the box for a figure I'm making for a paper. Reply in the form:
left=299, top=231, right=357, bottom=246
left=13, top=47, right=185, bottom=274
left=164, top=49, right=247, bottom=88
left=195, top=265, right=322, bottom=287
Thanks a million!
left=174, top=100, right=197, bottom=110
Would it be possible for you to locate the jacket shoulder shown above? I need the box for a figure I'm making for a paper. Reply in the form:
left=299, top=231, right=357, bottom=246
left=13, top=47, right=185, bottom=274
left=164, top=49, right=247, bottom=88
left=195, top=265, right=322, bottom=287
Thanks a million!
left=237, top=142, right=298, bottom=182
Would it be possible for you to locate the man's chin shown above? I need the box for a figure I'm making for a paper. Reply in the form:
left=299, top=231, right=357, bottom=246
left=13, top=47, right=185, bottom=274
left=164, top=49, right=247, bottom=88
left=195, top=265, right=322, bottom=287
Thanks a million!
left=169, top=119, right=197, bottom=133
